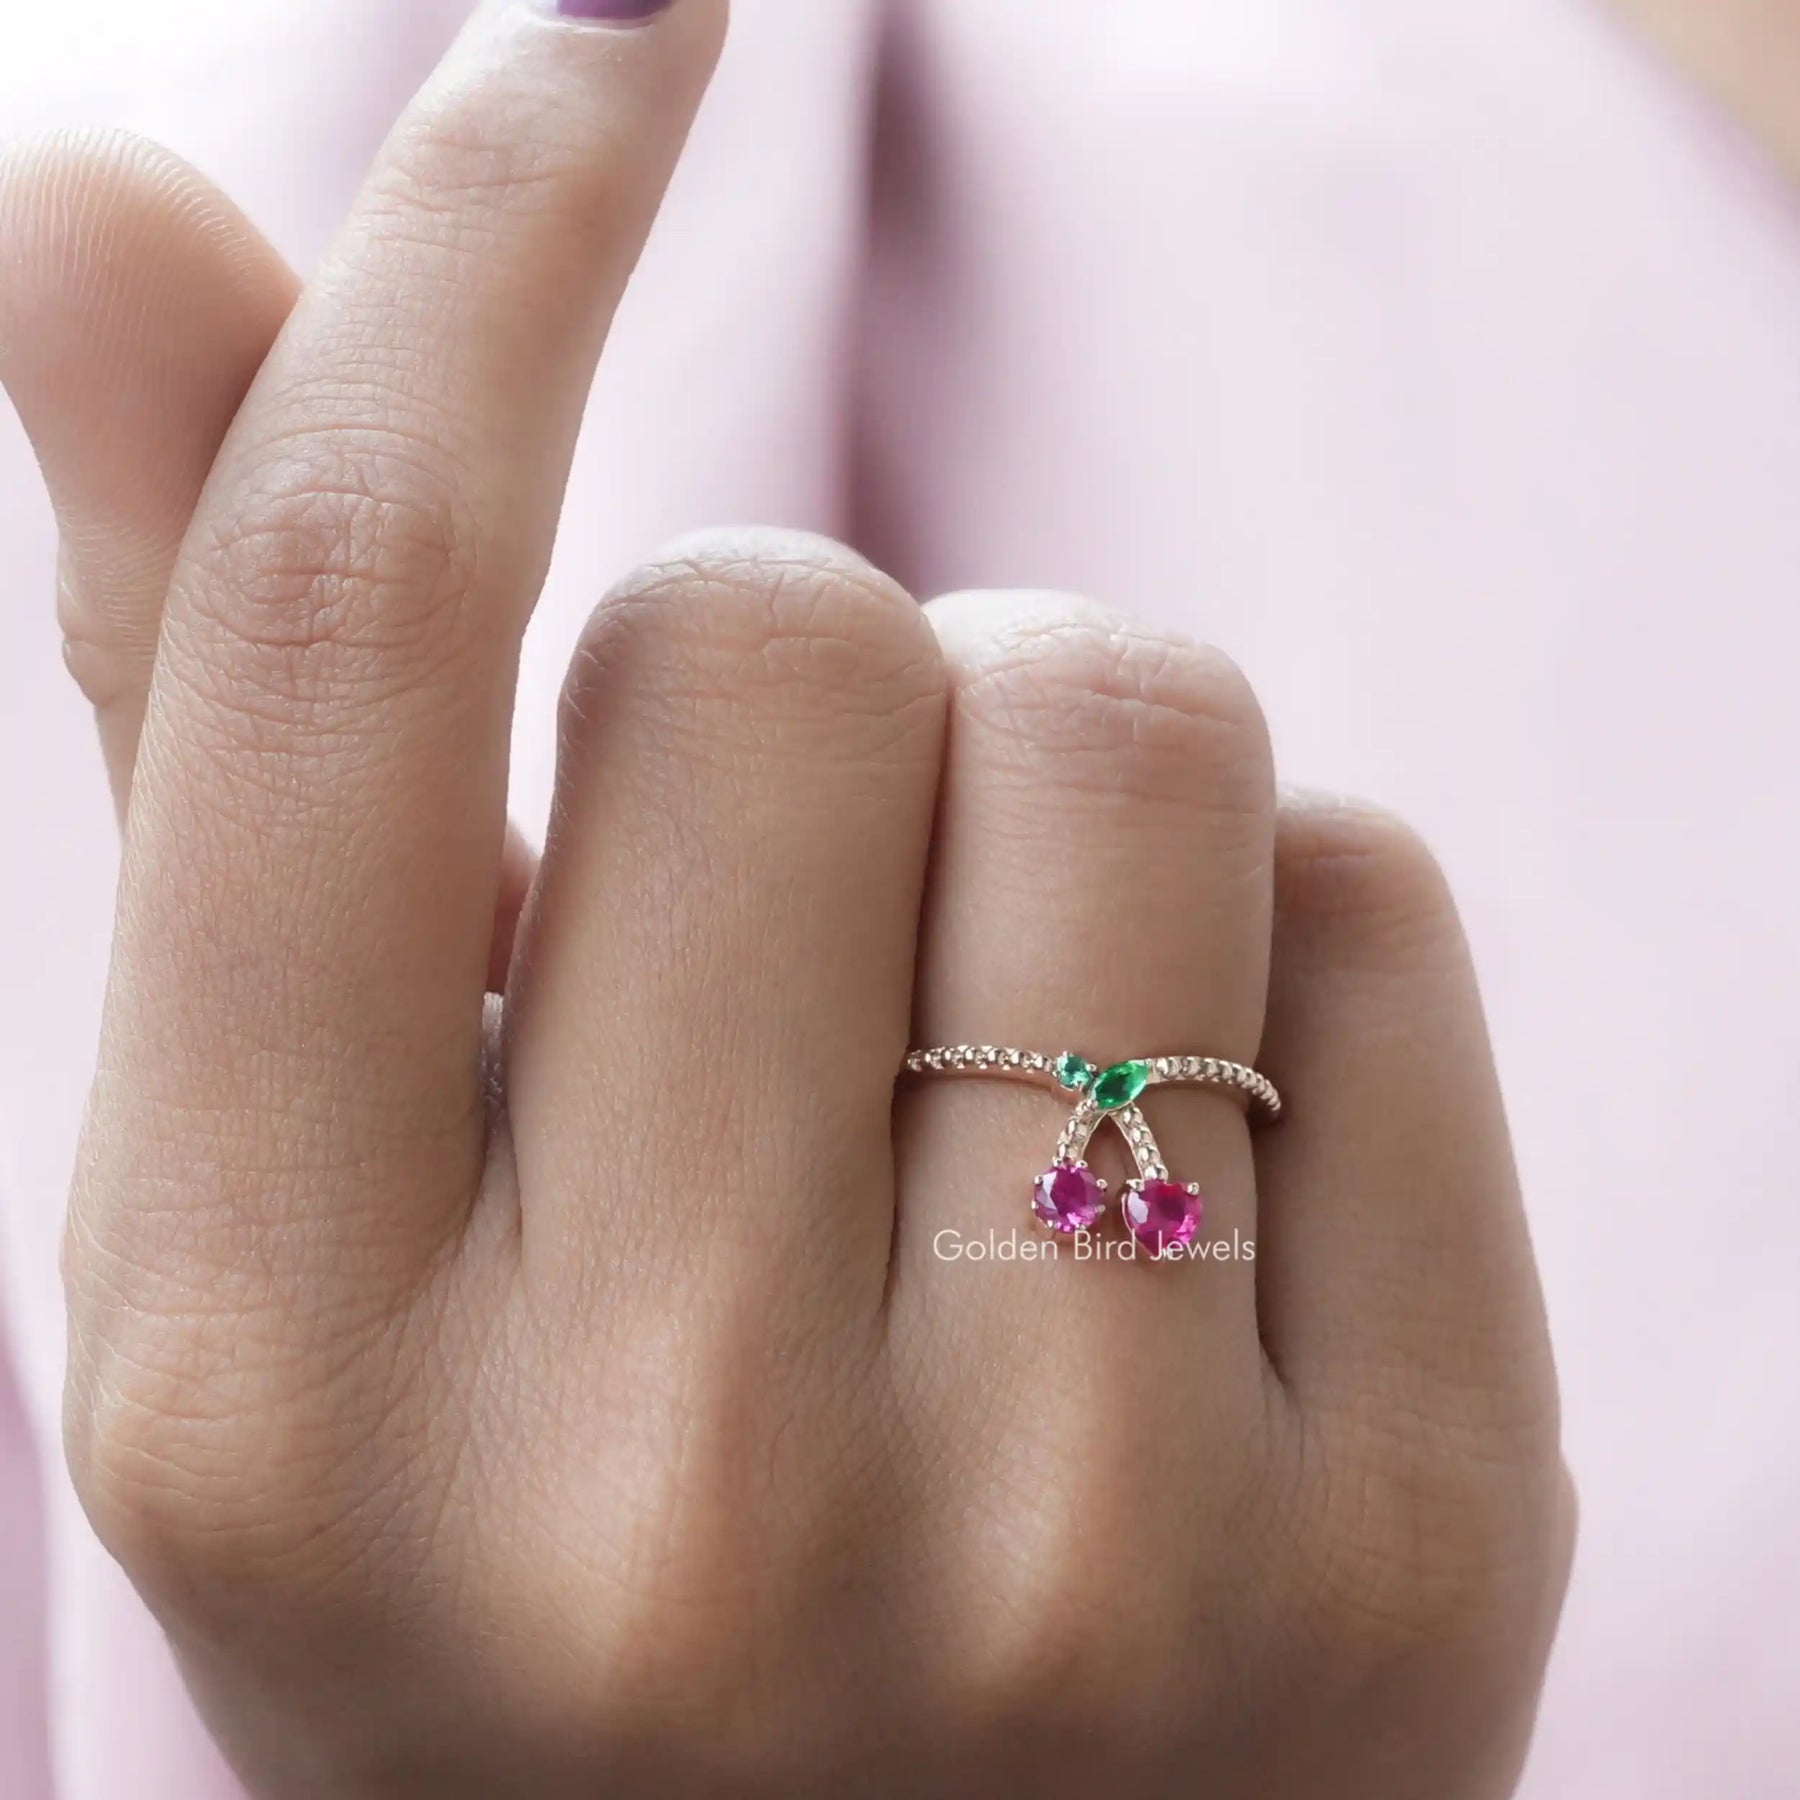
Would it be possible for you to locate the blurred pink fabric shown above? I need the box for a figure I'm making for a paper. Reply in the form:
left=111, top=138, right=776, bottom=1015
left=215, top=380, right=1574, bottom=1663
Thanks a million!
left=3, top=1, right=1798, bottom=1794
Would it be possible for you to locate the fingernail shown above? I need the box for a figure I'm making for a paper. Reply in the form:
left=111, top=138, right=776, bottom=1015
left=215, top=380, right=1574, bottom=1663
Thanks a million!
left=551, top=0, right=674, bottom=20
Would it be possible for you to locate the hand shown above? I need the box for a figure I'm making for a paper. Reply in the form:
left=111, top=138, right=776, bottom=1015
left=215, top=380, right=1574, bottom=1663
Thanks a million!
left=1604, top=0, right=1800, bottom=182
left=2, top=5, right=1572, bottom=1795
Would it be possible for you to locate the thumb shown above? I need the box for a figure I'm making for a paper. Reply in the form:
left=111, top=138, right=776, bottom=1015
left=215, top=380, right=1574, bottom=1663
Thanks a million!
left=0, top=129, right=296, bottom=818
left=0, top=130, right=538, bottom=979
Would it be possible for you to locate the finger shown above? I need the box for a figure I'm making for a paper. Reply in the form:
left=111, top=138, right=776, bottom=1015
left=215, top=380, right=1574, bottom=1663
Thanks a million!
left=896, top=591, right=1277, bottom=1372
left=0, top=132, right=540, bottom=988
left=490, top=819, right=538, bottom=994
left=1255, top=793, right=1560, bottom=1446
left=0, top=131, right=296, bottom=816
left=505, top=531, right=946, bottom=1316
left=890, top=592, right=1279, bottom=1674
left=87, top=2, right=727, bottom=1291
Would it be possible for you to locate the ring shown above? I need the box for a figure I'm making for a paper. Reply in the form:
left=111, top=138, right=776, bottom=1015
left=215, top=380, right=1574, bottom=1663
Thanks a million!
left=902, top=1046, right=1282, bottom=1259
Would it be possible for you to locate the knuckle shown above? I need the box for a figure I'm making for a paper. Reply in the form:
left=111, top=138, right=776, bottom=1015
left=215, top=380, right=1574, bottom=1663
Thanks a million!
left=945, top=1572, right=1203, bottom=1760
left=563, top=528, right=946, bottom=759
left=67, top=1349, right=424, bottom=1636
left=66, top=1345, right=338, bottom=1613
left=183, top=432, right=482, bottom=728
left=940, top=595, right=1274, bottom=813
left=62, top=1210, right=426, bottom=1620
left=58, top=570, right=151, bottom=716
left=1276, top=795, right=1462, bottom=969
left=486, top=1386, right=870, bottom=1758
left=937, top=1450, right=1187, bottom=1740
left=951, top=1595, right=1131, bottom=1735
left=66, top=1363, right=261, bottom=1604
left=1293, top=1419, right=1572, bottom=1684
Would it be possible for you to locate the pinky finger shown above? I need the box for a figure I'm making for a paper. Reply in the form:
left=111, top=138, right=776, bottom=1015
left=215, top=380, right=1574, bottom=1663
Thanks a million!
left=1254, top=792, right=1561, bottom=1455
left=1257, top=795, right=1574, bottom=1800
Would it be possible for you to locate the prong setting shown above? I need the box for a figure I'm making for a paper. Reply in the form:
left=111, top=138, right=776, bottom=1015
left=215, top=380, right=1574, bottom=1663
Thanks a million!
left=907, top=1046, right=1271, bottom=1257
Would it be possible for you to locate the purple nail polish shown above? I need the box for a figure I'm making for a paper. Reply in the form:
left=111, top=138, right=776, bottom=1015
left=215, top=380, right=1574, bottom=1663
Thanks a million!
left=554, top=0, right=673, bottom=20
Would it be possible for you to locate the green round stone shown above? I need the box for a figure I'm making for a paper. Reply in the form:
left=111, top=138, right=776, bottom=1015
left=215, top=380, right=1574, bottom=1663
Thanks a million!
left=1092, top=1060, right=1151, bottom=1110
left=1053, top=1052, right=1095, bottom=1092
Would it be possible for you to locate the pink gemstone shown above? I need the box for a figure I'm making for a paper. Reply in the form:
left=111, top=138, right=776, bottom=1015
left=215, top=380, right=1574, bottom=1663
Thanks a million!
left=1124, top=1181, right=1203, bottom=1256
left=1032, top=1162, right=1105, bottom=1233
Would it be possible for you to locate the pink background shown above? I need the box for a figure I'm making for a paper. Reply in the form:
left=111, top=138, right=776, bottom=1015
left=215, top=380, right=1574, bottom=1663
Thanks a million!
left=2, top=1, right=1797, bottom=1793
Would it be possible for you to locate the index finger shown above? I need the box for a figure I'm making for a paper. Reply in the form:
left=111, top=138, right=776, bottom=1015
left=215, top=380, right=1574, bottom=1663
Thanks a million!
left=88, top=0, right=726, bottom=1286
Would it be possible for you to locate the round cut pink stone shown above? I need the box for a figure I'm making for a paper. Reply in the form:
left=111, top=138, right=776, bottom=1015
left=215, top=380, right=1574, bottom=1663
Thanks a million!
left=1124, top=1180, right=1203, bottom=1256
left=1032, top=1162, right=1105, bottom=1233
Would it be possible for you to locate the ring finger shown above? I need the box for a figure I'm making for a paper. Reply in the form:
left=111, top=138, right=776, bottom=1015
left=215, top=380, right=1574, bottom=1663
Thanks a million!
left=888, top=591, right=1280, bottom=1677
left=894, top=589, right=1278, bottom=1367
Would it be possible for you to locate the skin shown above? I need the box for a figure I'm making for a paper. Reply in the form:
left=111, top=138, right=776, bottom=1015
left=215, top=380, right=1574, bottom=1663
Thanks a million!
left=0, top=3, right=1573, bottom=1795
left=1605, top=0, right=1800, bottom=180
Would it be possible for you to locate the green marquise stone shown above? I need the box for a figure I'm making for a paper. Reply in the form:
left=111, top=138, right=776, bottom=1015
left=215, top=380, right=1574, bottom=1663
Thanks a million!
left=1092, top=1060, right=1151, bottom=1110
left=1053, top=1052, right=1095, bottom=1092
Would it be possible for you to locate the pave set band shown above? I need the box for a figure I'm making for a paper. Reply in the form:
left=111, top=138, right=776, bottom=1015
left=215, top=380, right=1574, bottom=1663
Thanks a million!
left=902, top=1046, right=1282, bottom=1260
